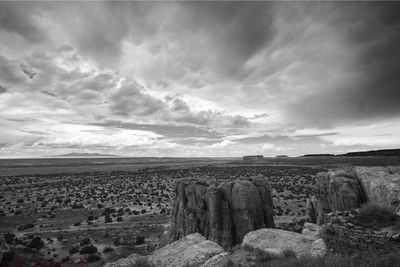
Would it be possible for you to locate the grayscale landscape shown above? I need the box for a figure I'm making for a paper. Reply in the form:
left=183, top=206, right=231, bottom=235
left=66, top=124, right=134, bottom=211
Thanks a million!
left=0, top=1, right=400, bottom=267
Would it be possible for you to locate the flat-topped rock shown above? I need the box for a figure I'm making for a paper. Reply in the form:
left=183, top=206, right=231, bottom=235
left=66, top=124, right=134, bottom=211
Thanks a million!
left=165, top=176, right=275, bottom=248
left=150, top=233, right=225, bottom=267
left=242, top=228, right=319, bottom=257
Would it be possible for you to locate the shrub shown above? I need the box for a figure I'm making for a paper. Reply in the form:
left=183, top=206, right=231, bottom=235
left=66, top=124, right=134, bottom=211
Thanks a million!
left=17, top=223, right=34, bottom=231
left=69, top=245, right=80, bottom=255
left=105, top=215, right=112, bottom=223
left=130, top=258, right=155, bottom=267
left=86, top=253, right=101, bottom=262
left=80, top=238, right=91, bottom=246
left=28, top=236, right=44, bottom=249
left=1, top=250, right=16, bottom=263
left=4, top=232, right=15, bottom=244
left=135, top=236, right=145, bottom=245
left=80, top=245, right=98, bottom=254
left=255, top=251, right=400, bottom=267
left=350, top=203, right=399, bottom=230
left=103, top=246, right=114, bottom=253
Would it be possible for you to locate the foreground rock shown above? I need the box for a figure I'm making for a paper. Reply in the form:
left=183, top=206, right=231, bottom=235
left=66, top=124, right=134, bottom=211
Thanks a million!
left=103, top=253, right=147, bottom=267
left=165, top=176, right=275, bottom=248
left=150, top=233, right=225, bottom=267
left=302, top=222, right=322, bottom=238
left=310, top=239, right=327, bottom=258
left=241, top=228, right=324, bottom=257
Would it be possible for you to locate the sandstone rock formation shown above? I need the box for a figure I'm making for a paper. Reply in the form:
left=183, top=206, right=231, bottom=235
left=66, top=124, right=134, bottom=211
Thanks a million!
left=313, top=166, right=400, bottom=224
left=241, top=228, right=324, bottom=257
left=301, top=222, right=322, bottom=238
left=201, top=252, right=232, bottom=267
left=305, top=196, right=319, bottom=223
left=310, top=238, right=327, bottom=258
left=355, top=166, right=400, bottom=211
left=103, top=253, right=147, bottom=267
left=150, top=233, right=225, bottom=267
left=315, top=169, right=367, bottom=224
left=165, top=176, right=275, bottom=248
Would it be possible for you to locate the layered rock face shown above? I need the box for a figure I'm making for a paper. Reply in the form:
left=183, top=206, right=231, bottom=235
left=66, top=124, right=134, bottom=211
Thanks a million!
left=314, top=169, right=367, bottom=224
left=311, top=166, right=400, bottom=224
left=166, top=176, right=275, bottom=248
left=355, top=166, right=400, bottom=211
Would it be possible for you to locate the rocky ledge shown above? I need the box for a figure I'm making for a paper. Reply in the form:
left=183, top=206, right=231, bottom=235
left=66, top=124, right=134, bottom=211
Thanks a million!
left=106, top=224, right=327, bottom=267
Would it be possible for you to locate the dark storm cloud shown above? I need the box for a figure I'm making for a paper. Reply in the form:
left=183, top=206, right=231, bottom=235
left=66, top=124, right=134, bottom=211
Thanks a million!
left=0, top=85, right=7, bottom=94
left=25, top=2, right=276, bottom=75
left=286, top=2, right=400, bottom=127
left=109, top=81, right=167, bottom=116
left=0, top=2, right=45, bottom=43
left=176, top=2, right=276, bottom=77
left=0, top=55, right=27, bottom=85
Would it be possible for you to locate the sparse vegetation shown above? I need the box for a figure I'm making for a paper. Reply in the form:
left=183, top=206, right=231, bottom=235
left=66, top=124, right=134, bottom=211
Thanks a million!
left=350, top=203, right=400, bottom=230
left=130, top=257, right=156, bottom=267
left=254, top=252, right=400, bottom=267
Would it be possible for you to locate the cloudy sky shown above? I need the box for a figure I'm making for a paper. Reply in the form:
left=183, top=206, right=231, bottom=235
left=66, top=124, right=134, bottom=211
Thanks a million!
left=0, top=1, right=399, bottom=158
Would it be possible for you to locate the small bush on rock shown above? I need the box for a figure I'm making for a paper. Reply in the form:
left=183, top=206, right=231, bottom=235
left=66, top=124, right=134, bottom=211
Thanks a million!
left=351, top=203, right=399, bottom=230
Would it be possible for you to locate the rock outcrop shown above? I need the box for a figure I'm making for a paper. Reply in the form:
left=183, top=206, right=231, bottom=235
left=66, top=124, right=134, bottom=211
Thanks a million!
left=313, top=166, right=400, bottom=224
left=355, top=166, right=400, bottom=211
left=241, top=228, right=326, bottom=257
left=150, top=233, right=225, bottom=267
left=314, top=169, right=367, bottom=224
left=165, top=176, right=275, bottom=248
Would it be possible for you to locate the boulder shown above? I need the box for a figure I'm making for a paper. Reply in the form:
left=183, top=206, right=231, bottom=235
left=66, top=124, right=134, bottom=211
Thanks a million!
left=355, top=166, right=400, bottom=211
left=150, top=233, right=225, bottom=267
left=310, top=238, right=327, bottom=258
left=103, top=253, right=146, bottom=267
left=302, top=222, right=322, bottom=238
left=241, top=228, right=318, bottom=257
left=201, top=252, right=231, bottom=267
left=165, top=176, right=275, bottom=248
left=315, top=169, right=367, bottom=224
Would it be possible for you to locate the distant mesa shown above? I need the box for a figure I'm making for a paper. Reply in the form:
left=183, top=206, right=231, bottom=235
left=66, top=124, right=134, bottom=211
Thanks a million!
left=243, top=155, right=264, bottom=162
left=48, top=152, right=119, bottom=158
left=275, top=155, right=289, bottom=158
left=301, top=148, right=400, bottom=157
left=302, top=154, right=335, bottom=157
left=339, top=148, right=400, bottom=157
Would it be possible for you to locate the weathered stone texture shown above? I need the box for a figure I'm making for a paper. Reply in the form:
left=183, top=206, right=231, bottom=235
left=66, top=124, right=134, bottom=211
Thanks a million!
left=166, top=176, right=275, bottom=248
left=150, top=233, right=225, bottom=267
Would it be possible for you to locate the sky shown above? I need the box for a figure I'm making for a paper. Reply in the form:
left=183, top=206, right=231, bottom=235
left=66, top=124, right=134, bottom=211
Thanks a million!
left=0, top=1, right=400, bottom=158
